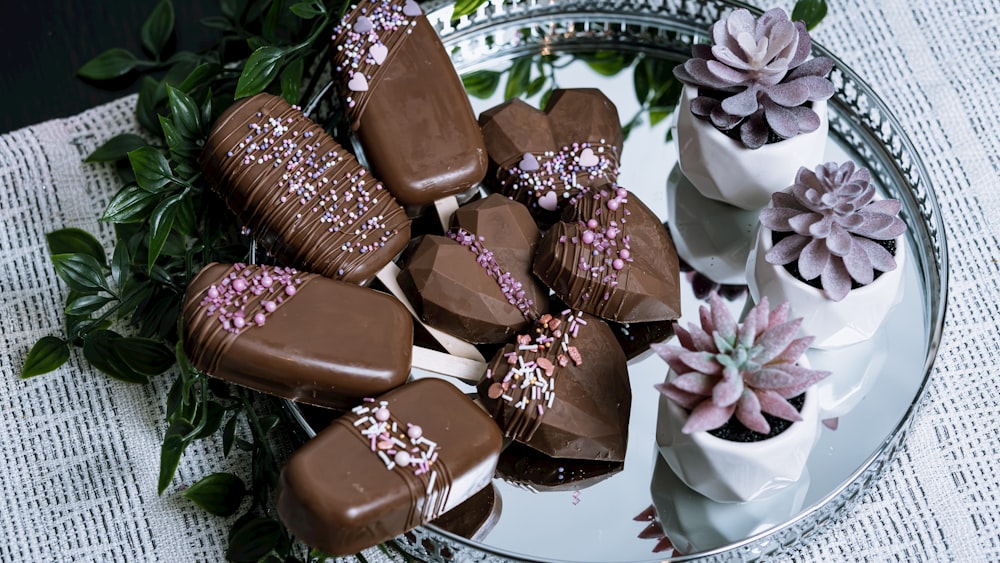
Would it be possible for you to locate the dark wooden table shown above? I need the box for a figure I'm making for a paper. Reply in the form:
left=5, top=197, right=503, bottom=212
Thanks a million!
left=0, top=0, right=219, bottom=134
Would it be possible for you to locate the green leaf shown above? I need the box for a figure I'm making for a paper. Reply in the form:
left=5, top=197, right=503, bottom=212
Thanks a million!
left=136, top=76, right=163, bottom=135
left=65, top=294, right=115, bottom=316
left=200, top=15, right=234, bottom=31
left=51, top=253, right=112, bottom=294
left=461, top=70, right=501, bottom=99
left=235, top=47, right=285, bottom=99
left=504, top=56, right=533, bottom=101
left=128, top=147, right=173, bottom=192
left=85, top=134, right=149, bottom=163
left=102, top=184, right=161, bottom=223
left=182, top=472, right=246, bottom=516
left=634, top=58, right=651, bottom=104
left=46, top=228, right=107, bottom=265
left=166, top=84, right=202, bottom=138
left=159, top=419, right=193, bottom=494
left=279, top=58, right=304, bottom=105
left=83, top=329, right=149, bottom=384
left=177, top=62, right=223, bottom=93
left=452, top=0, right=487, bottom=19
left=227, top=517, right=282, bottom=562
left=289, top=1, right=323, bottom=19
left=578, top=50, right=636, bottom=77
left=192, top=401, right=226, bottom=440
left=111, top=337, right=175, bottom=376
left=147, top=193, right=184, bottom=272
left=526, top=75, right=546, bottom=98
left=21, top=336, right=70, bottom=378
left=142, top=0, right=176, bottom=58
left=77, top=48, right=139, bottom=81
left=792, top=0, right=829, bottom=30
left=222, top=413, right=239, bottom=457
left=159, top=116, right=182, bottom=150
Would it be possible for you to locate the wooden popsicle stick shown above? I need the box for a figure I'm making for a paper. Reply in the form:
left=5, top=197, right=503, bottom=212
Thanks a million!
left=410, top=346, right=485, bottom=385
left=376, top=262, right=486, bottom=364
left=433, top=196, right=460, bottom=232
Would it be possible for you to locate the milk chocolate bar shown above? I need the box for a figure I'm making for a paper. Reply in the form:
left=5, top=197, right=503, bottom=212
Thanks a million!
left=182, top=262, right=411, bottom=406
left=477, top=310, right=631, bottom=461
left=331, top=0, right=487, bottom=206
left=276, top=378, right=503, bottom=556
left=199, top=93, right=410, bottom=284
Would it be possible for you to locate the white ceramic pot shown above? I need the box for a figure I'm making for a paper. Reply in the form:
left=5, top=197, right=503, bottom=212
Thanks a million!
left=674, top=85, right=829, bottom=210
left=666, top=165, right=759, bottom=285
left=746, top=224, right=907, bottom=349
left=655, top=369, right=822, bottom=504
left=649, top=449, right=809, bottom=553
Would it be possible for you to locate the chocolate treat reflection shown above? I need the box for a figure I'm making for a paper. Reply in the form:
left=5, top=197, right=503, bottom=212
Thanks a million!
left=429, top=483, right=502, bottom=541
left=649, top=451, right=809, bottom=554
left=496, top=441, right=623, bottom=492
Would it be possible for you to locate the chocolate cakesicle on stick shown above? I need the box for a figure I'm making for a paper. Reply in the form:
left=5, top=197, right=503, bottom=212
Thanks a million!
left=200, top=93, right=409, bottom=285
left=276, top=378, right=503, bottom=556
left=479, top=89, right=622, bottom=223
left=331, top=0, right=487, bottom=227
left=534, top=187, right=682, bottom=323
left=398, top=194, right=548, bottom=344
left=182, top=263, right=485, bottom=408
left=476, top=310, right=631, bottom=462
left=200, top=93, right=485, bottom=364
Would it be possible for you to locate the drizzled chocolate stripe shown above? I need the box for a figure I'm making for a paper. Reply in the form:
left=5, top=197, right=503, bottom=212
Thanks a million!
left=332, top=0, right=422, bottom=128
left=183, top=263, right=310, bottom=376
left=200, top=94, right=410, bottom=283
left=446, top=228, right=539, bottom=321
left=496, top=141, right=620, bottom=213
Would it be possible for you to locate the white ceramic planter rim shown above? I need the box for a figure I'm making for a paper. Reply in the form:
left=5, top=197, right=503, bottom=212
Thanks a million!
left=656, top=366, right=822, bottom=503
left=675, top=85, right=829, bottom=210
left=747, top=222, right=908, bottom=349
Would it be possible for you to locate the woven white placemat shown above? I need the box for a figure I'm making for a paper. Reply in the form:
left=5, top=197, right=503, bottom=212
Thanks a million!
left=2, top=1, right=999, bottom=561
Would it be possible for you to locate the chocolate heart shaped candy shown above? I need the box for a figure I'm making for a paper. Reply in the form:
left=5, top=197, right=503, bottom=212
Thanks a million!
left=534, top=187, right=682, bottom=323
left=479, top=89, right=623, bottom=220
left=477, top=310, right=631, bottom=462
left=398, top=194, right=548, bottom=344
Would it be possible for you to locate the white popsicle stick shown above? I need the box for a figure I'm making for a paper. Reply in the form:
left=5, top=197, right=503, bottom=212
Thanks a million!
left=433, top=196, right=460, bottom=232
left=376, top=262, right=486, bottom=364
left=410, top=346, right=486, bottom=385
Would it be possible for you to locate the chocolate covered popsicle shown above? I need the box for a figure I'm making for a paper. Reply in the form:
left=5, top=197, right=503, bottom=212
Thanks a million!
left=534, top=187, right=682, bottom=323
left=182, top=262, right=412, bottom=407
left=331, top=0, right=487, bottom=209
left=276, top=377, right=503, bottom=556
left=398, top=194, right=548, bottom=344
left=199, top=93, right=410, bottom=284
left=476, top=310, right=631, bottom=462
left=479, top=89, right=622, bottom=222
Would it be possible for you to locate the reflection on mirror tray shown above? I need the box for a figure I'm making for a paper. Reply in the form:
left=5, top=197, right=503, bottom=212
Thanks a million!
left=649, top=450, right=810, bottom=555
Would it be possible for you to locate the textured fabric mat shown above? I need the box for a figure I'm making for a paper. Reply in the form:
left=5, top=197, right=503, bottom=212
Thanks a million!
left=2, top=0, right=999, bottom=561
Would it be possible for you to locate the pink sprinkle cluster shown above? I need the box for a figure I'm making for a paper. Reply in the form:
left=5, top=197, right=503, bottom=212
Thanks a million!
left=350, top=399, right=440, bottom=494
left=487, top=311, right=587, bottom=432
left=224, top=109, right=395, bottom=260
left=332, top=0, right=417, bottom=109
left=198, top=263, right=302, bottom=334
left=560, top=187, right=634, bottom=301
left=447, top=228, right=536, bottom=318
left=503, top=142, right=619, bottom=211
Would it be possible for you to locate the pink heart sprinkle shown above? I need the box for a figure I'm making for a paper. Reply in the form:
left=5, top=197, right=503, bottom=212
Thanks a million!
left=518, top=152, right=540, bottom=172
left=369, top=43, right=388, bottom=65
left=578, top=147, right=599, bottom=167
left=353, top=16, right=373, bottom=33
left=538, top=191, right=559, bottom=211
left=402, top=0, right=421, bottom=16
left=348, top=72, right=369, bottom=92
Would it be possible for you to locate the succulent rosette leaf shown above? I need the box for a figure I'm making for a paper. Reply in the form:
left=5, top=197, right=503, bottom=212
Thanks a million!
left=760, top=161, right=907, bottom=301
left=652, top=294, right=830, bottom=434
left=674, top=8, right=835, bottom=149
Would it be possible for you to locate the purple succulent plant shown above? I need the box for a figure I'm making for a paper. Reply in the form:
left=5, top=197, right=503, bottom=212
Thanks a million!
left=653, top=293, right=829, bottom=435
left=674, top=8, right=835, bottom=149
left=760, top=161, right=907, bottom=301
